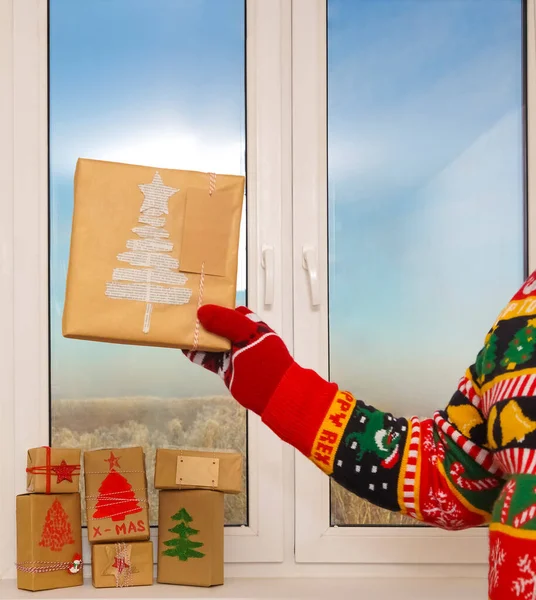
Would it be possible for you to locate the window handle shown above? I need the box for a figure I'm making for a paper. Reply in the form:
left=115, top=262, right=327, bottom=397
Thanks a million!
left=261, top=244, right=274, bottom=306
left=302, top=245, right=320, bottom=307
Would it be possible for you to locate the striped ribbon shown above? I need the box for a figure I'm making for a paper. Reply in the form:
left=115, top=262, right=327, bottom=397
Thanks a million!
left=16, top=553, right=82, bottom=574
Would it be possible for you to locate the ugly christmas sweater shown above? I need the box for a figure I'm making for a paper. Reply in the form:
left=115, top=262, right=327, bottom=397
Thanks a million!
left=186, top=271, right=536, bottom=600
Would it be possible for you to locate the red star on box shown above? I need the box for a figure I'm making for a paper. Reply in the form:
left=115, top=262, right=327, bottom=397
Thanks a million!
left=112, top=556, right=129, bottom=574
left=51, top=460, right=78, bottom=484
left=105, top=451, right=121, bottom=470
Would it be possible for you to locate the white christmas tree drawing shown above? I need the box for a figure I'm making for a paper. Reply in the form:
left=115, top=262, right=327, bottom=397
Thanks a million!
left=105, top=171, right=192, bottom=333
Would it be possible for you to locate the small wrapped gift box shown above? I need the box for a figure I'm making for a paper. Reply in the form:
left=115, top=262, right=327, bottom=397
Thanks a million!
left=84, top=447, right=150, bottom=543
left=154, top=448, right=243, bottom=494
left=26, top=446, right=81, bottom=494
left=63, top=158, right=245, bottom=352
left=157, top=490, right=224, bottom=587
left=91, top=541, right=153, bottom=588
left=16, top=493, right=83, bottom=591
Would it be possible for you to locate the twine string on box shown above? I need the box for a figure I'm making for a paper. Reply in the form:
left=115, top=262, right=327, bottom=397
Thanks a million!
left=192, top=262, right=206, bottom=351
left=16, top=554, right=82, bottom=574
left=192, top=172, right=217, bottom=351
left=85, top=488, right=149, bottom=522
left=85, top=468, right=148, bottom=522
left=208, top=172, right=217, bottom=196
left=84, top=470, right=145, bottom=475
left=111, top=543, right=133, bottom=588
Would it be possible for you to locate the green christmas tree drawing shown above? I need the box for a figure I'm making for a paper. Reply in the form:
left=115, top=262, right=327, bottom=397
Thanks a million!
left=501, top=319, right=536, bottom=371
left=162, top=508, right=205, bottom=561
left=475, top=331, right=498, bottom=383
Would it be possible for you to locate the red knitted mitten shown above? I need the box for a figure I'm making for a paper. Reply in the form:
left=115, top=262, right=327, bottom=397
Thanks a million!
left=184, top=305, right=292, bottom=416
left=184, top=305, right=338, bottom=456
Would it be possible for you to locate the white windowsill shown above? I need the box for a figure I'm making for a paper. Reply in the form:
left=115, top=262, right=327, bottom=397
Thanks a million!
left=0, top=577, right=486, bottom=600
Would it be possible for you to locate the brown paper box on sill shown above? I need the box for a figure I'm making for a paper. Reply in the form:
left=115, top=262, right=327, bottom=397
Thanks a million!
left=84, top=447, right=150, bottom=543
left=26, top=446, right=81, bottom=494
left=91, top=541, right=153, bottom=588
left=62, top=158, right=245, bottom=352
left=154, top=448, right=243, bottom=494
left=16, top=493, right=83, bottom=592
left=157, top=490, right=224, bottom=587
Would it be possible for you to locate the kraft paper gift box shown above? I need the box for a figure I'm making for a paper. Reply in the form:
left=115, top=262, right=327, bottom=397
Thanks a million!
left=16, top=493, right=83, bottom=591
left=154, top=448, right=243, bottom=494
left=157, top=490, right=224, bottom=587
left=26, top=446, right=81, bottom=494
left=84, top=447, right=150, bottom=543
left=91, top=541, right=153, bottom=588
left=62, top=158, right=245, bottom=352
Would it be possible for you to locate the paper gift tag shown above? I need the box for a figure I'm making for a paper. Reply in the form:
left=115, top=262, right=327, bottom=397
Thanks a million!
left=176, top=456, right=220, bottom=488
left=179, top=188, right=238, bottom=277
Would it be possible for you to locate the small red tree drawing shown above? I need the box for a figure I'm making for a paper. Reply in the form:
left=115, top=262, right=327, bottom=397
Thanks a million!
left=39, top=498, right=75, bottom=552
left=92, top=460, right=142, bottom=522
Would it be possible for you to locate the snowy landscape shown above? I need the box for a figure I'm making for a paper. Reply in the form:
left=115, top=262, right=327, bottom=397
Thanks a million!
left=51, top=396, right=247, bottom=525
left=51, top=394, right=417, bottom=527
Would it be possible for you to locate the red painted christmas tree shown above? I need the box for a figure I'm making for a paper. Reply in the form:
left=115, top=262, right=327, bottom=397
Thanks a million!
left=39, top=498, right=75, bottom=552
left=92, top=452, right=142, bottom=522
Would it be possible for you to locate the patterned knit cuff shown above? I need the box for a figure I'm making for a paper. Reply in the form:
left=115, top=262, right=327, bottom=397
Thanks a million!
left=261, top=363, right=340, bottom=458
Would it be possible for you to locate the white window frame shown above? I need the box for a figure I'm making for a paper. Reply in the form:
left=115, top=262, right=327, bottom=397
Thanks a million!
left=293, top=0, right=536, bottom=565
left=0, top=0, right=292, bottom=578
left=2, top=0, right=535, bottom=585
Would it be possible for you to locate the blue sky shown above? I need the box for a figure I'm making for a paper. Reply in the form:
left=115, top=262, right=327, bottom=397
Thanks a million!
left=49, top=0, right=245, bottom=400
left=50, top=0, right=525, bottom=415
left=327, top=0, right=524, bottom=415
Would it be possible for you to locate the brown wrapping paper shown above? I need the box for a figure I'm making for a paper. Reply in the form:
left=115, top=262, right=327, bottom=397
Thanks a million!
left=62, top=158, right=245, bottom=352
left=16, top=493, right=83, bottom=592
left=84, top=447, right=150, bottom=543
left=157, top=490, right=224, bottom=587
left=91, top=541, right=153, bottom=588
left=26, top=447, right=81, bottom=494
left=154, top=449, right=243, bottom=494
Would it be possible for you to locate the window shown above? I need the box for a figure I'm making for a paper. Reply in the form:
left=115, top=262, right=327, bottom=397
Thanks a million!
left=3, top=0, right=536, bottom=584
left=2, top=0, right=288, bottom=575
left=327, top=0, right=526, bottom=527
left=293, top=0, right=531, bottom=563
left=49, top=0, right=247, bottom=528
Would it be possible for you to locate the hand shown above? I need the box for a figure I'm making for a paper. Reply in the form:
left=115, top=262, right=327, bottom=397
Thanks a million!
left=185, top=304, right=338, bottom=456
left=183, top=305, right=294, bottom=416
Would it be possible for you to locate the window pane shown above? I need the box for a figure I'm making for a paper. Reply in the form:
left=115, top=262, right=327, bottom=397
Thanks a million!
left=328, top=0, right=525, bottom=526
left=49, top=0, right=247, bottom=526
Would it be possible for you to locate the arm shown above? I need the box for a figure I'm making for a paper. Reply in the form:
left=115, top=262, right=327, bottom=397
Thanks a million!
left=470, top=271, right=536, bottom=599
left=185, top=305, right=504, bottom=529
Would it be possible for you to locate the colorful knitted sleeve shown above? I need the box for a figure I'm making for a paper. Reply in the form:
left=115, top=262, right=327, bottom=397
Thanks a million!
left=263, top=371, right=502, bottom=529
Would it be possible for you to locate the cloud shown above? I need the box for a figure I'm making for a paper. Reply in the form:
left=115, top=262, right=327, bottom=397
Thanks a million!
left=50, top=123, right=245, bottom=178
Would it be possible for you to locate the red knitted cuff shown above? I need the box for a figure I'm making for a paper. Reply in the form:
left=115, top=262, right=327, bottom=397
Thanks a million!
left=261, top=363, right=339, bottom=457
